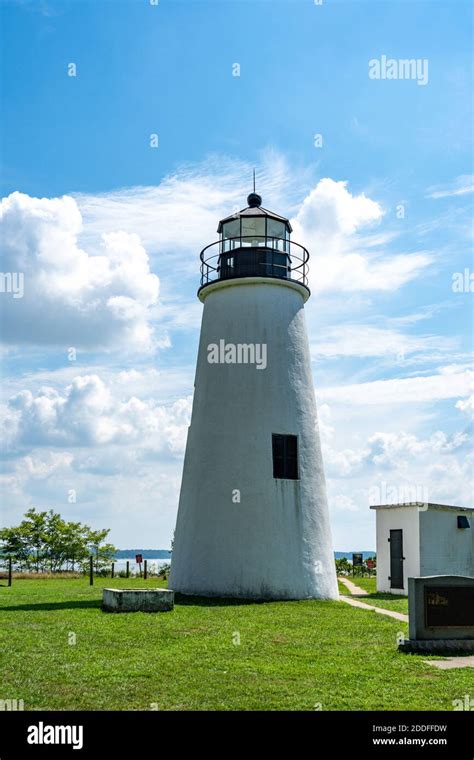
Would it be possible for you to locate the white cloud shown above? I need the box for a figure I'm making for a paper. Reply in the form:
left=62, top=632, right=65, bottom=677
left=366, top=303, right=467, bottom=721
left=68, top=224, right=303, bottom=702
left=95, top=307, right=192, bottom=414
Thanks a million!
left=456, top=394, right=474, bottom=419
left=366, top=430, right=468, bottom=466
left=312, top=324, right=456, bottom=359
left=2, top=374, right=192, bottom=454
left=318, top=369, right=473, bottom=406
left=2, top=156, right=469, bottom=549
left=75, top=152, right=311, bottom=262
left=20, top=451, right=74, bottom=479
left=426, top=174, right=474, bottom=199
left=1, top=166, right=437, bottom=358
left=332, top=494, right=359, bottom=512
left=290, top=178, right=432, bottom=292
left=0, top=192, right=160, bottom=350
left=78, top=170, right=431, bottom=298
left=293, top=177, right=383, bottom=236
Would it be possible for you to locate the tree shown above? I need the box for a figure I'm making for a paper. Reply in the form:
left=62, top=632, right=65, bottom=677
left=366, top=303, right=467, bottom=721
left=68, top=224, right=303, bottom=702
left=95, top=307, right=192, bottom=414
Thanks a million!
left=335, top=557, right=351, bottom=576
left=85, top=528, right=116, bottom=572
left=0, top=524, right=31, bottom=570
left=62, top=521, right=89, bottom=571
left=0, top=508, right=117, bottom=574
left=23, top=508, right=48, bottom=571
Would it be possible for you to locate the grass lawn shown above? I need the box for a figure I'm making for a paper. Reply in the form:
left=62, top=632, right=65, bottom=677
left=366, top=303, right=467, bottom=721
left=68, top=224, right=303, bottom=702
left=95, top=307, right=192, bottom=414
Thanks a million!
left=0, top=578, right=470, bottom=711
left=339, top=577, right=409, bottom=615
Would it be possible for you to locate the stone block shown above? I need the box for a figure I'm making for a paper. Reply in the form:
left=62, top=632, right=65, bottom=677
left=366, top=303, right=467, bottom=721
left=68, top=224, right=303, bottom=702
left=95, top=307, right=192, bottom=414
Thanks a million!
left=102, top=588, right=174, bottom=613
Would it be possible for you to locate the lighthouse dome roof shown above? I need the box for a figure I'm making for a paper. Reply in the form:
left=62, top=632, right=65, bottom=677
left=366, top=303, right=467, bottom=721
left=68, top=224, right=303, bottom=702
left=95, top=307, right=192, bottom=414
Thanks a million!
left=217, top=196, right=292, bottom=234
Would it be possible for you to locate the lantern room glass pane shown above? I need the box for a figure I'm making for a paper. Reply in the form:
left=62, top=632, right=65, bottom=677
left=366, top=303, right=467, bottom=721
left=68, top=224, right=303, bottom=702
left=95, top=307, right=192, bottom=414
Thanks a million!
left=241, top=216, right=265, bottom=245
left=267, top=218, right=288, bottom=252
left=221, top=218, right=241, bottom=252
left=267, top=218, right=286, bottom=240
left=222, top=219, right=240, bottom=238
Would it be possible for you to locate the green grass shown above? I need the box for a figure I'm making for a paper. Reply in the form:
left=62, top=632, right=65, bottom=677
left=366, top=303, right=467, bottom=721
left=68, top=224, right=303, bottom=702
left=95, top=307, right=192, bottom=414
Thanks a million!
left=340, top=576, right=409, bottom=614
left=337, top=579, right=349, bottom=595
left=0, top=577, right=470, bottom=711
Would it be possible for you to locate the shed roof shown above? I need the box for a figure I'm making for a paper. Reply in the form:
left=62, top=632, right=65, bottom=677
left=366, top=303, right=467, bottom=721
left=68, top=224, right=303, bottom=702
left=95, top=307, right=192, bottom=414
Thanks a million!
left=370, top=502, right=473, bottom=512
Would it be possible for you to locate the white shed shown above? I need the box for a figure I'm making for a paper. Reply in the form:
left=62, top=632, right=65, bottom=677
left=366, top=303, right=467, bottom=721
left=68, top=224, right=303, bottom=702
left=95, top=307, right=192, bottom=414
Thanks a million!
left=370, top=502, right=474, bottom=595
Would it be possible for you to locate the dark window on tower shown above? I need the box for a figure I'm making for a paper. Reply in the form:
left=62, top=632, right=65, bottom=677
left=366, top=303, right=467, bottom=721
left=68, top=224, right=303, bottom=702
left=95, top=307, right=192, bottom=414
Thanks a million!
left=457, top=515, right=470, bottom=529
left=272, top=434, right=298, bottom=480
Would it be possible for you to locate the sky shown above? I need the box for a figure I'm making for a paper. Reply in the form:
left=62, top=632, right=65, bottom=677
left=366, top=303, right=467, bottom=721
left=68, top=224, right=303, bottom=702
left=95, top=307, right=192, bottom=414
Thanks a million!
left=0, top=0, right=472, bottom=551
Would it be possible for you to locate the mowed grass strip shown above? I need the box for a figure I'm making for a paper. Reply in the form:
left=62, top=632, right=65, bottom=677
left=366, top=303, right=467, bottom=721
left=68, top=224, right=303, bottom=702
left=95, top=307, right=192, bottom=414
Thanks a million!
left=0, top=578, right=469, bottom=711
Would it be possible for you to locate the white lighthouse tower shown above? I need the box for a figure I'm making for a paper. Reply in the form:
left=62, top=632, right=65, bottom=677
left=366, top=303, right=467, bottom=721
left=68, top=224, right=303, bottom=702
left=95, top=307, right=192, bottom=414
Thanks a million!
left=169, top=189, right=338, bottom=600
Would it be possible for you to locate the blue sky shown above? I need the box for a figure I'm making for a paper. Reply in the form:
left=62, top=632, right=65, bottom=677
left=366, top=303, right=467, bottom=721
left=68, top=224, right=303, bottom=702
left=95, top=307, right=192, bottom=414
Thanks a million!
left=1, top=0, right=473, bottom=550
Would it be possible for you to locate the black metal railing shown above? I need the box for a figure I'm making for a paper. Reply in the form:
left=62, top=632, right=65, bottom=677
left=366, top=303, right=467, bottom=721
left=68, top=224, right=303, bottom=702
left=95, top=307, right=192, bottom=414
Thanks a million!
left=199, top=236, right=309, bottom=290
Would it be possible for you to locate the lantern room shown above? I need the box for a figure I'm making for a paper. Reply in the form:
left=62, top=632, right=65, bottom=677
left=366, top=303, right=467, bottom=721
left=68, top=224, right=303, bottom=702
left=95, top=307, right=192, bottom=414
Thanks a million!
left=199, top=192, right=309, bottom=294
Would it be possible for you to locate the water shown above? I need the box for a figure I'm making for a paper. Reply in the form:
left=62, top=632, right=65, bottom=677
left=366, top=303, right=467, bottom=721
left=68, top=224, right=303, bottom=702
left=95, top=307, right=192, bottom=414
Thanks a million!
left=112, top=558, right=170, bottom=573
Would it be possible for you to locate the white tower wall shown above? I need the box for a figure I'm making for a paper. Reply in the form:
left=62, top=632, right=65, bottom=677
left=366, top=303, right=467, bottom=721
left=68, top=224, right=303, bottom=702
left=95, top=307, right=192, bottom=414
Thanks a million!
left=170, top=277, right=338, bottom=600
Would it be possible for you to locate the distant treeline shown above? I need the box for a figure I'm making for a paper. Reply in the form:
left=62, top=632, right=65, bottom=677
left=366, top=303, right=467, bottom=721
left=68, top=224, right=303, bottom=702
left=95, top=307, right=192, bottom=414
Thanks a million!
left=114, top=550, right=374, bottom=560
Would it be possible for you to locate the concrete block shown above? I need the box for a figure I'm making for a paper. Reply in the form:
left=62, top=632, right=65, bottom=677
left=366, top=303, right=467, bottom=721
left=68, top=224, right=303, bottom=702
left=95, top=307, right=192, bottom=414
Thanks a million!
left=102, top=588, right=174, bottom=613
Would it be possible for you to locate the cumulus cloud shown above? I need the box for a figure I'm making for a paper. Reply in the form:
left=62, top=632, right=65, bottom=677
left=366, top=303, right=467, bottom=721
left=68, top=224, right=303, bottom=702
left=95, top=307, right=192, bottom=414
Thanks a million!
left=1, top=374, right=192, bottom=454
left=0, top=192, right=159, bottom=350
left=1, top=156, right=467, bottom=547
left=290, top=178, right=431, bottom=292
left=366, top=430, right=468, bottom=467
left=294, top=177, right=383, bottom=236
left=323, top=424, right=472, bottom=513
left=1, top=163, right=436, bottom=356
left=456, top=394, right=474, bottom=419
left=77, top=168, right=431, bottom=297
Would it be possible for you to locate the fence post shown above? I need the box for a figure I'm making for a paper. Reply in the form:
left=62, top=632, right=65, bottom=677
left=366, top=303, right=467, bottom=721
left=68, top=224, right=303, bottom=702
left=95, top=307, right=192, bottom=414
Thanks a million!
left=126, top=560, right=130, bottom=578
left=144, top=559, right=147, bottom=580
left=111, top=562, right=115, bottom=579
left=8, top=558, right=12, bottom=587
left=89, top=555, right=94, bottom=586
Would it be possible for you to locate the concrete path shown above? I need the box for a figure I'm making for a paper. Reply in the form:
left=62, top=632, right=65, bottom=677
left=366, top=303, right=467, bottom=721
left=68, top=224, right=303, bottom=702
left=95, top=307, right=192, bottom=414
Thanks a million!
left=338, top=577, right=369, bottom=596
left=424, top=656, right=474, bottom=670
left=340, top=594, right=409, bottom=623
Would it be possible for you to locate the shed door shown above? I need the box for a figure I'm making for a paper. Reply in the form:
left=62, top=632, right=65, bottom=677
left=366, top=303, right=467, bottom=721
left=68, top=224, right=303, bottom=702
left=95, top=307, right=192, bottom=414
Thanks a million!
left=389, top=529, right=404, bottom=589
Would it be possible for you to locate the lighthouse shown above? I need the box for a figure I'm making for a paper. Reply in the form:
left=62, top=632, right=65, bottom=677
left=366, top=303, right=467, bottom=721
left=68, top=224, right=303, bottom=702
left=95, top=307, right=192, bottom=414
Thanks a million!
left=169, top=189, right=338, bottom=600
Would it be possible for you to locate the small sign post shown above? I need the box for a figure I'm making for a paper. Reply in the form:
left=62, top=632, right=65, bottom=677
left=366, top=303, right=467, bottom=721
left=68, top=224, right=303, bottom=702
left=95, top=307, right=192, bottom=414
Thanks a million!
left=352, top=553, right=363, bottom=576
left=136, top=554, right=143, bottom=577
